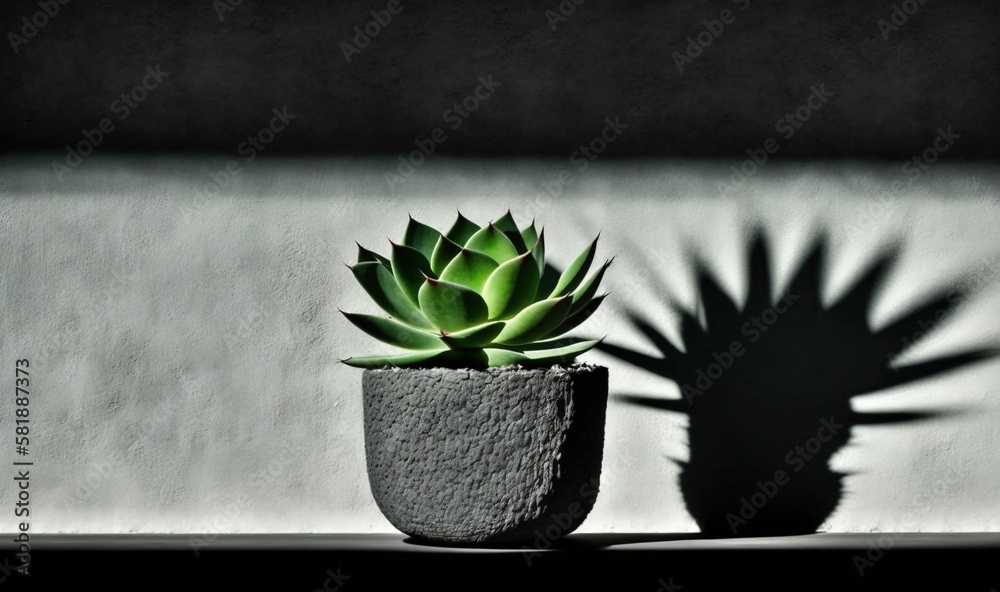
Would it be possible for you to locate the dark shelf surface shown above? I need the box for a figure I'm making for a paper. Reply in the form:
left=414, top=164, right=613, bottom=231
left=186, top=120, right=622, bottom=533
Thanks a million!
left=2, top=533, right=998, bottom=591
left=7, top=531, right=1000, bottom=550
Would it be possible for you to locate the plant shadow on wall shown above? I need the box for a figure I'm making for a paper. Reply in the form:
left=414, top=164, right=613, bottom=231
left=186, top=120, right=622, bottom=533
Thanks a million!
left=598, top=232, right=996, bottom=537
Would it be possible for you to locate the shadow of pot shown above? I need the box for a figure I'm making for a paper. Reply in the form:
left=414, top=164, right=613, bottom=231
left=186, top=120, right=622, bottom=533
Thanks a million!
left=362, top=364, right=609, bottom=545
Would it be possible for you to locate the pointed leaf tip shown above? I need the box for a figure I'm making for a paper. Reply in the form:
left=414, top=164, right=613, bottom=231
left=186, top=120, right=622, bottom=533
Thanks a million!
left=446, top=212, right=481, bottom=245
left=351, top=261, right=432, bottom=329
left=549, top=235, right=600, bottom=297
left=402, top=216, right=441, bottom=260
left=391, top=241, right=434, bottom=306
left=494, top=210, right=526, bottom=251
left=482, top=249, right=540, bottom=320
left=440, top=247, right=499, bottom=292
left=343, top=311, right=444, bottom=350
left=466, top=222, right=520, bottom=263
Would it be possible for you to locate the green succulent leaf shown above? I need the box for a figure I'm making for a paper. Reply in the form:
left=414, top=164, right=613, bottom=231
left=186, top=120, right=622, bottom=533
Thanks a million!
left=550, top=234, right=599, bottom=297
left=493, top=210, right=528, bottom=254
left=391, top=242, right=434, bottom=306
left=340, top=311, right=442, bottom=350
left=537, top=262, right=561, bottom=301
left=543, top=294, right=607, bottom=339
left=403, top=216, right=440, bottom=260
left=418, top=276, right=490, bottom=332
left=503, top=337, right=596, bottom=351
left=346, top=214, right=609, bottom=369
left=484, top=338, right=600, bottom=367
left=342, top=349, right=485, bottom=369
left=356, top=243, right=390, bottom=267
left=439, top=248, right=499, bottom=293
left=532, top=229, right=549, bottom=283
left=351, top=262, right=432, bottom=329
left=520, top=221, right=538, bottom=254
left=482, top=251, right=540, bottom=320
left=569, top=258, right=613, bottom=315
left=494, top=295, right=574, bottom=345
left=440, top=321, right=506, bottom=349
left=430, top=234, right=463, bottom=276
left=465, top=223, right=520, bottom=264
left=446, top=211, right=481, bottom=245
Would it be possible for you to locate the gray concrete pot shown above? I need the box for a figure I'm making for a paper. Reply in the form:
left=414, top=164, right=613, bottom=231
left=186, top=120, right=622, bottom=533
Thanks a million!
left=362, top=364, right=608, bottom=545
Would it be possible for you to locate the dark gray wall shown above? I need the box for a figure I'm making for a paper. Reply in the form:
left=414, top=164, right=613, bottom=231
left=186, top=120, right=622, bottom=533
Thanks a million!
left=2, top=0, right=998, bottom=156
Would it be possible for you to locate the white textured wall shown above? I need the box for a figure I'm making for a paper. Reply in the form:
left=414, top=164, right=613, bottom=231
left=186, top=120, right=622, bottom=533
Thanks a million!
left=1, top=155, right=998, bottom=533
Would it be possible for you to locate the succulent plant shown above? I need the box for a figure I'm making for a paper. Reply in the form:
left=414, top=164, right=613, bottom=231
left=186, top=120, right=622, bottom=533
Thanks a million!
left=341, top=211, right=611, bottom=368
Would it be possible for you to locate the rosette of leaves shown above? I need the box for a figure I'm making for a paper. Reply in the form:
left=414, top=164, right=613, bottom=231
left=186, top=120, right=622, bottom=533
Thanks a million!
left=341, top=211, right=611, bottom=368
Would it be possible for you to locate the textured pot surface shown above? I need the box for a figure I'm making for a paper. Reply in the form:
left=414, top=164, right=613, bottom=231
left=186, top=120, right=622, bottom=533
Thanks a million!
left=362, top=364, right=608, bottom=544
